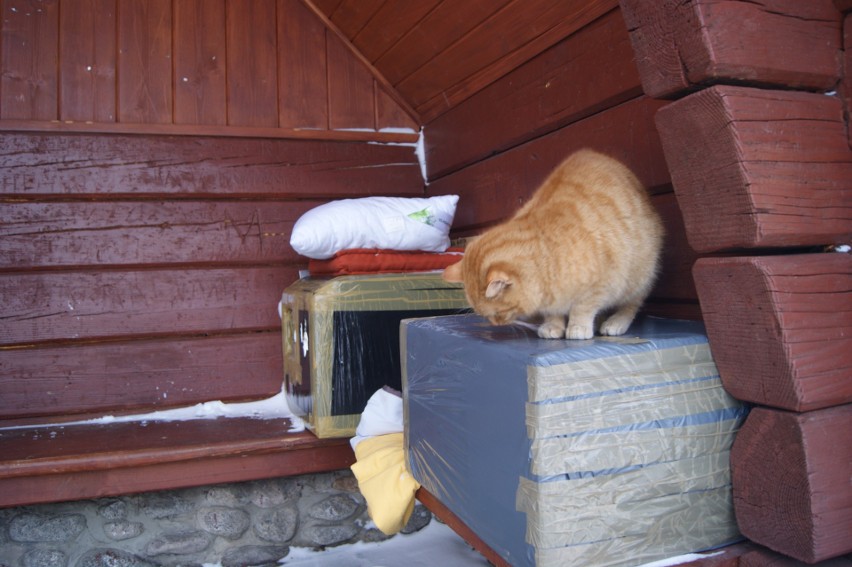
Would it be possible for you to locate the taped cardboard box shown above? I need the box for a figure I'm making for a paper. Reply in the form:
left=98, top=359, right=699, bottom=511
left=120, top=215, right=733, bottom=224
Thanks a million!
left=282, top=273, right=467, bottom=438
left=402, top=314, right=747, bottom=567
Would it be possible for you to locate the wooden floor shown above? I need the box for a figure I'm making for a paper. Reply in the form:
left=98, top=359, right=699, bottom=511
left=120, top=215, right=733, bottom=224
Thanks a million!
left=0, top=417, right=354, bottom=508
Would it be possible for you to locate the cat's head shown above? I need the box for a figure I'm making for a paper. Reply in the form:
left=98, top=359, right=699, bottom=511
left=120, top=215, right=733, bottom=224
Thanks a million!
left=443, top=258, right=524, bottom=326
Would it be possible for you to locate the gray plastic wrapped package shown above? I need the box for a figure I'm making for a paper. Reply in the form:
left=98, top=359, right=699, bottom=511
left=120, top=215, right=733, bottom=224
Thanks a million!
left=401, top=314, right=747, bottom=567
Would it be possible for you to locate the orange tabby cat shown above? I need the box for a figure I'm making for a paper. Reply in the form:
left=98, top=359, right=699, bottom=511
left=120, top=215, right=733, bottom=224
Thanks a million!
left=443, top=149, right=663, bottom=340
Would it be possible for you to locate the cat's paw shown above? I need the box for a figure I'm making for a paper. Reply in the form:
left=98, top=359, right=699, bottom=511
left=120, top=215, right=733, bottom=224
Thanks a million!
left=565, top=324, right=594, bottom=340
left=538, top=321, right=565, bottom=339
left=600, top=316, right=632, bottom=336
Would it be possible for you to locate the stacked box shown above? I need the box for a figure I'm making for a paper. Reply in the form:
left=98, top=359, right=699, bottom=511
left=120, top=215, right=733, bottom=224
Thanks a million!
left=402, top=314, right=747, bottom=567
left=281, top=273, right=467, bottom=438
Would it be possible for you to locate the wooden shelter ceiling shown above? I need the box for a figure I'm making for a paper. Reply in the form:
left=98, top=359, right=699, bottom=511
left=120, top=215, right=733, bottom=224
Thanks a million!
left=304, top=0, right=620, bottom=123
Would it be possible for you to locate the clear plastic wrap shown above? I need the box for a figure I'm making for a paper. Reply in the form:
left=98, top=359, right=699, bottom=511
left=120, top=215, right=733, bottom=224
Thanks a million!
left=402, top=314, right=747, bottom=567
left=280, top=273, right=467, bottom=438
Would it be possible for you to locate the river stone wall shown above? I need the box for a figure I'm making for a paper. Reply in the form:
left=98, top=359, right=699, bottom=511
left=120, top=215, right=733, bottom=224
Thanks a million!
left=0, top=469, right=432, bottom=567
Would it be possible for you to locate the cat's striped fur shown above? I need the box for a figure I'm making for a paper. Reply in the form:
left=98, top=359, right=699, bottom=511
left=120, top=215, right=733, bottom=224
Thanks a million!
left=443, top=149, right=664, bottom=340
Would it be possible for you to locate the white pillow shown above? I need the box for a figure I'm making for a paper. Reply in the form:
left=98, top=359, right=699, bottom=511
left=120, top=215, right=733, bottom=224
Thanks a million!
left=290, top=195, right=458, bottom=259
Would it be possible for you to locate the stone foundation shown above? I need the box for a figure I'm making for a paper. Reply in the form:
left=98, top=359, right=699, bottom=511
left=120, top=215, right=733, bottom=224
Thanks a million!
left=0, top=469, right=431, bottom=567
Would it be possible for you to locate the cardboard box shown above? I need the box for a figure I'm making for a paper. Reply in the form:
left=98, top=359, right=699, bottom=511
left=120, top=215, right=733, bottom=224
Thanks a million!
left=282, top=273, right=467, bottom=438
left=402, top=314, right=747, bottom=567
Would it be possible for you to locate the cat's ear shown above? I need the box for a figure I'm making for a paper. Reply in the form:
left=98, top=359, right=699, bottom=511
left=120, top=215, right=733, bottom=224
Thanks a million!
left=442, top=261, right=463, bottom=283
left=485, top=269, right=512, bottom=299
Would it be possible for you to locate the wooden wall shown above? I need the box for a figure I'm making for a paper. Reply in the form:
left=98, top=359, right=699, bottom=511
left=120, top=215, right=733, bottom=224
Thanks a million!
left=0, top=0, right=421, bottom=424
left=422, top=7, right=699, bottom=320
left=0, top=0, right=417, bottom=134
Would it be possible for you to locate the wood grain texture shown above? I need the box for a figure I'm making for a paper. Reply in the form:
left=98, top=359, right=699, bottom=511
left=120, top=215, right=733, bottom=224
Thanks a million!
left=173, top=0, right=227, bottom=125
left=739, top=548, right=852, bottom=567
left=731, top=405, right=852, bottom=563
left=0, top=418, right=355, bottom=507
left=0, top=201, right=312, bottom=268
left=0, top=0, right=59, bottom=120
left=655, top=85, right=852, bottom=253
left=278, top=0, right=328, bottom=129
left=620, top=0, right=842, bottom=98
left=0, top=333, right=285, bottom=418
left=226, top=0, right=278, bottom=127
left=424, top=8, right=642, bottom=179
left=117, top=0, right=172, bottom=124
left=327, top=32, right=375, bottom=130
left=59, top=0, right=117, bottom=122
left=844, top=14, right=852, bottom=148
left=1, top=268, right=291, bottom=345
left=693, top=254, right=852, bottom=412
left=351, top=0, right=442, bottom=63
left=427, top=96, right=670, bottom=230
left=0, top=132, right=422, bottom=197
left=411, top=0, right=619, bottom=122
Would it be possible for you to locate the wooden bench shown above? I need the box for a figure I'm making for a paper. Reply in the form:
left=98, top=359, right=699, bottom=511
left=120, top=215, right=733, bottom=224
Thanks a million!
left=0, top=417, right=353, bottom=509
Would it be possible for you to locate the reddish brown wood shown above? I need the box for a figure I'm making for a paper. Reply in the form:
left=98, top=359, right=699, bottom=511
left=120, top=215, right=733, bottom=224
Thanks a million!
left=620, top=0, right=842, bottom=98
left=0, top=418, right=355, bottom=507
left=278, top=0, right=329, bottom=129
left=656, top=85, right=852, bottom=253
left=376, top=86, right=418, bottom=132
left=0, top=267, right=291, bottom=345
left=836, top=0, right=852, bottom=13
left=416, top=488, right=511, bottom=567
left=58, top=0, right=117, bottom=123
left=375, top=0, right=513, bottom=86
left=677, top=543, right=754, bottom=567
left=410, top=0, right=619, bottom=121
left=352, top=0, right=442, bottom=63
left=0, top=333, right=285, bottom=418
left=327, top=32, right=376, bottom=130
left=117, top=0, right=172, bottom=124
left=327, top=0, right=384, bottom=38
left=225, top=0, right=278, bottom=127
left=0, top=132, right=422, bottom=197
left=739, top=547, right=852, bottom=566
left=0, top=0, right=59, bottom=120
left=428, top=96, right=670, bottom=230
left=0, top=201, right=314, bottom=268
left=173, top=0, right=227, bottom=126
left=731, top=405, right=852, bottom=563
left=425, top=8, right=642, bottom=180
left=694, top=254, right=852, bottom=412
left=844, top=14, right=852, bottom=148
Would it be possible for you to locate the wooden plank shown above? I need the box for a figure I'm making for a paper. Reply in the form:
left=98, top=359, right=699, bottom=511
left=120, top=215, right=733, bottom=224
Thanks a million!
left=58, top=0, right=117, bottom=123
left=376, top=85, right=418, bottom=132
left=0, top=418, right=355, bottom=507
left=731, top=405, right=852, bottom=563
left=225, top=0, right=278, bottom=127
left=116, top=0, right=172, bottom=124
left=375, top=0, right=513, bottom=87
left=424, top=8, right=643, bottom=179
left=0, top=201, right=313, bottom=268
left=739, top=547, right=852, bottom=566
left=311, top=0, right=342, bottom=15
left=0, top=333, right=285, bottom=418
left=620, top=0, right=841, bottom=98
left=427, top=96, right=670, bottom=230
left=278, top=0, right=329, bottom=130
left=844, top=14, right=852, bottom=148
left=693, top=254, right=852, bottom=412
left=352, top=0, right=442, bottom=63
left=0, top=132, right=422, bottom=197
left=173, top=0, right=227, bottom=126
left=410, top=0, right=619, bottom=122
left=653, top=192, right=699, bottom=302
left=655, top=85, right=852, bottom=253
left=0, top=267, right=293, bottom=345
left=327, top=32, right=375, bottom=130
left=836, top=0, right=852, bottom=13
left=327, top=0, right=384, bottom=39
left=0, top=0, right=59, bottom=120
left=416, top=488, right=512, bottom=567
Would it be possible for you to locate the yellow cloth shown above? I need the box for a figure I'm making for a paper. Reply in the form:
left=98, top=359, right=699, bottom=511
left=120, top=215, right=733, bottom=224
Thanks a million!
left=350, top=432, right=421, bottom=535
